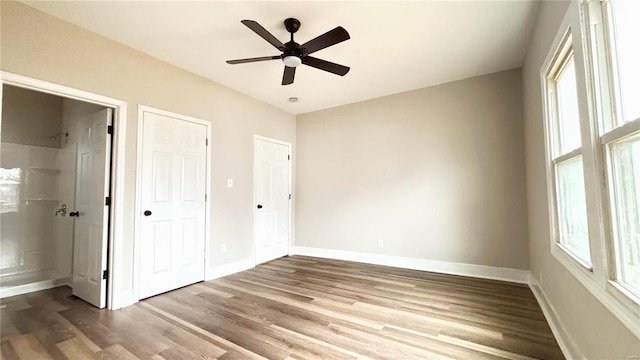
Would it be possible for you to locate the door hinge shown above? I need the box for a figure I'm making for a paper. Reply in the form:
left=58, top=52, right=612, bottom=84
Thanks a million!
left=102, top=270, right=108, bottom=280
left=105, top=197, right=111, bottom=206
left=288, top=154, right=290, bottom=160
left=206, top=138, right=209, bottom=146
left=107, top=125, right=114, bottom=135
left=289, top=193, right=292, bottom=200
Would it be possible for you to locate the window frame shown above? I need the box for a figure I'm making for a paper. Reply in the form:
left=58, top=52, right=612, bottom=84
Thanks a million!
left=587, top=0, right=640, bottom=304
left=540, top=0, right=640, bottom=339
left=542, top=28, right=594, bottom=271
left=603, top=133, right=640, bottom=302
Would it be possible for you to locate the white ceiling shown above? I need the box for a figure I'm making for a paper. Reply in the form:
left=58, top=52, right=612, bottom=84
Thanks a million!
left=23, top=1, right=539, bottom=115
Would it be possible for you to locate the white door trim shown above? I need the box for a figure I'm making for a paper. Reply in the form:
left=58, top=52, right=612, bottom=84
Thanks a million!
left=134, top=105, right=212, bottom=303
left=252, top=135, right=293, bottom=266
left=0, top=71, right=128, bottom=310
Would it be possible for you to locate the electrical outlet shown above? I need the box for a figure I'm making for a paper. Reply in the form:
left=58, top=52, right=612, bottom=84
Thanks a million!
left=227, top=178, right=233, bottom=188
left=220, top=243, right=226, bottom=253
left=377, top=239, right=384, bottom=249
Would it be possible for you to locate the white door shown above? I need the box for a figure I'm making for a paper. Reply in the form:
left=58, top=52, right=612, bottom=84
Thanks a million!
left=254, top=137, right=291, bottom=264
left=72, top=108, right=112, bottom=308
left=139, top=111, right=207, bottom=299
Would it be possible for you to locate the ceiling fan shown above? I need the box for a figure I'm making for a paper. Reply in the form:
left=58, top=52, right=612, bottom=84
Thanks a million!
left=226, top=18, right=350, bottom=85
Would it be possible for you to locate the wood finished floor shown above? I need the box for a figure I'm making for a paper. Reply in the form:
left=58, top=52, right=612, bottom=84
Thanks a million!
left=0, top=256, right=564, bottom=360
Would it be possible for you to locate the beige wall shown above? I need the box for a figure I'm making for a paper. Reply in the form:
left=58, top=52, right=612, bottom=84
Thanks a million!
left=296, top=69, right=529, bottom=270
left=1, top=85, right=63, bottom=148
left=0, top=1, right=296, bottom=299
left=523, top=1, right=639, bottom=357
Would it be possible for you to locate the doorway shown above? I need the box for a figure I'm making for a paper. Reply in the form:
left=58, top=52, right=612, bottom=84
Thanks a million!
left=0, top=84, right=112, bottom=308
left=253, top=135, right=292, bottom=265
left=0, top=72, right=127, bottom=309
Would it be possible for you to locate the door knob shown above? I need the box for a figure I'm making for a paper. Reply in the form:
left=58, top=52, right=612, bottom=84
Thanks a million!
left=144, top=210, right=152, bottom=216
left=257, top=204, right=263, bottom=209
left=69, top=211, right=79, bottom=217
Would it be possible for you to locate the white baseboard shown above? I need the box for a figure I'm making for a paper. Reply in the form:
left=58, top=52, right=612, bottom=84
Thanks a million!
left=0, top=277, right=70, bottom=298
left=113, top=259, right=255, bottom=309
left=291, top=246, right=530, bottom=284
left=206, top=258, right=254, bottom=281
left=528, top=276, right=583, bottom=360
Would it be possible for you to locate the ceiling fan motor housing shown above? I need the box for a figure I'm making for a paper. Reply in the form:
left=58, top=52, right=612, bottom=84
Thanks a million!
left=283, top=41, right=305, bottom=57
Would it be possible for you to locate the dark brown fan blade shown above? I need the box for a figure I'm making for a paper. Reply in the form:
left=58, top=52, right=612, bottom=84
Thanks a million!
left=282, top=66, right=296, bottom=85
left=302, top=56, right=350, bottom=76
left=226, top=56, right=281, bottom=64
left=301, top=26, right=350, bottom=55
left=241, top=20, right=284, bottom=50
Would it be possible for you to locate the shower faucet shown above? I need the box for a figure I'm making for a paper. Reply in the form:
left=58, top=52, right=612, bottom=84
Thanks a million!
left=55, top=204, right=67, bottom=217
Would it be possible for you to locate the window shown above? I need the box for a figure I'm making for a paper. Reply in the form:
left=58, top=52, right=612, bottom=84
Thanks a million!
left=544, top=34, right=592, bottom=267
left=609, top=135, right=640, bottom=295
left=606, top=0, right=640, bottom=127
left=555, top=156, right=590, bottom=264
left=0, top=168, right=21, bottom=214
left=596, top=0, right=640, bottom=298
left=541, top=0, right=640, bottom=338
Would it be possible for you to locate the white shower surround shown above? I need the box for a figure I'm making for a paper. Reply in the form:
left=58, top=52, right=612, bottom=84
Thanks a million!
left=0, top=142, right=75, bottom=291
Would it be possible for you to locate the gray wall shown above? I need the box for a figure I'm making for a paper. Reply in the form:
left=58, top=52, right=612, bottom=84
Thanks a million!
left=1, top=1, right=296, bottom=298
left=523, top=1, right=640, bottom=357
left=1, top=85, right=63, bottom=148
left=296, top=69, right=529, bottom=270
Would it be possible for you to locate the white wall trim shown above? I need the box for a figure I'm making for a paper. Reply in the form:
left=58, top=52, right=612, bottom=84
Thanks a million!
left=206, top=258, right=254, bottom=281
left=133, top=105, right=212, bottom=306
left=0, top=71, right=128, bottom=310
left=291, top=246, right=530, bottom=284
left=528, top=276, right=584, bottom=360
left=117, top=290, right=136, bottom=309
left=0, top=278, right=70, bottom=299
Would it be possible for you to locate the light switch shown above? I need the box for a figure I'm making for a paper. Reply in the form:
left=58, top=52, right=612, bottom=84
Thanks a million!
left=227, top=178, right=233, bottom=188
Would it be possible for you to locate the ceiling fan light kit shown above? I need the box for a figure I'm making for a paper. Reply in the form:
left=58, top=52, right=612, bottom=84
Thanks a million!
left=226, top=17, right=350, bottom=85
left=282, top=56, right=302, bottom=67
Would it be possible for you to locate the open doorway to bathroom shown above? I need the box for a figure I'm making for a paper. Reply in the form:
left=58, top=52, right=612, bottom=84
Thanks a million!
left=0, top=84, right=113, bottom=308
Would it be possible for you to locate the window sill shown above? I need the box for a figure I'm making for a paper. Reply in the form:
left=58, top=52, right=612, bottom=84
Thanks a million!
left=551, top=243, right=640, bottom=339
left=554, top=243, right=593, bottom=271
left=608, top=280, right=640, bottom=310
